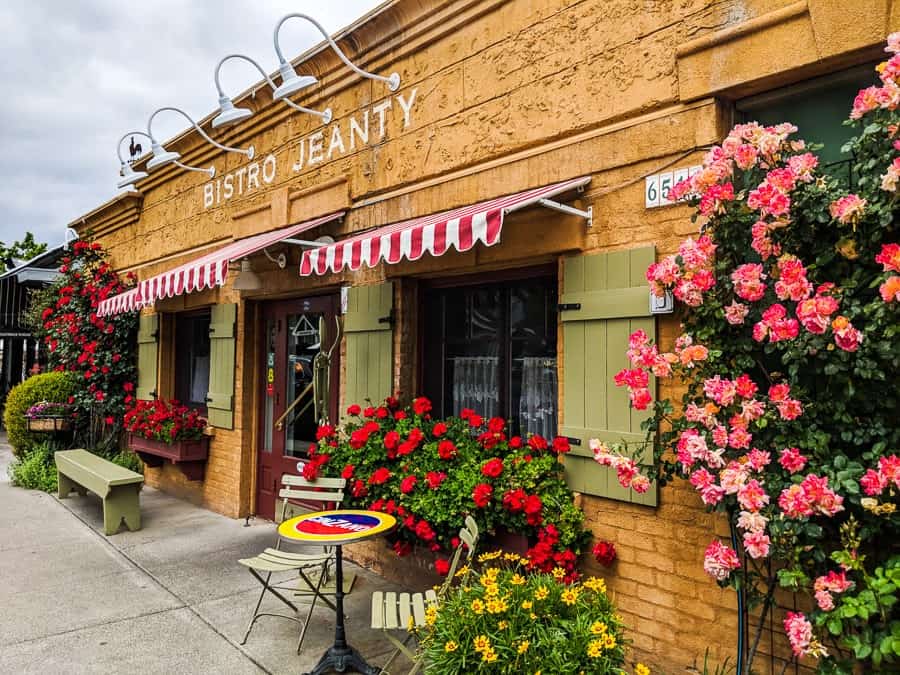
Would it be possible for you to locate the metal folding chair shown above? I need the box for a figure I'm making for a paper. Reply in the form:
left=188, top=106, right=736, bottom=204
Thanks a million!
left=238, top=474, right=346, bottom=653
left=370, top=516, right=479, bottom=674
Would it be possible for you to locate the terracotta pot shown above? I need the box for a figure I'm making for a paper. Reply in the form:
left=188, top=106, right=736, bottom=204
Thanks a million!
left=127, top=433, right=209, bottom=481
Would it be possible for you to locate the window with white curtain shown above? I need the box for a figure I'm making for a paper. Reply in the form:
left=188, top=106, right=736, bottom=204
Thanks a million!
left=422, top=273, right=558, bottom=438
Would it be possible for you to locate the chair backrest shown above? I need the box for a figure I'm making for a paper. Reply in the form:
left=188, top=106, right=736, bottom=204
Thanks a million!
left=276, top=474, right=346, bottom=524
left=438, top=516, right=479, bottom=596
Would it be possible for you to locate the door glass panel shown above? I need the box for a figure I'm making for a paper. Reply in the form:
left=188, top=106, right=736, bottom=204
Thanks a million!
left=263, top=319, right=276, bottom=454
left=284, top=313, right=322, bottom=457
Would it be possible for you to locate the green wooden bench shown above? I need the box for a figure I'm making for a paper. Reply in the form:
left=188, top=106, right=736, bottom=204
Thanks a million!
left=55, top=449, right=143, bottom=535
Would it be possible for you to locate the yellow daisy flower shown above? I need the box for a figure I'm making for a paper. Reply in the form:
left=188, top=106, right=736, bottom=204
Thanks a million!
left=424, top=606, right=438, bottom=626
left=635, top=664, right=651, bottom=675
left=534, top=586, right=550, bottom=601
left=510, top=573, right=526, bottom=586
left=478, top=551, right=503, bottom=562
left=482, top=648, right=498, bottom=663
left=486, top=598, right=508, bottom=614
left=552, top=566, right=567, bottom=580
left=471, top=598, right=485, bottom=614
left=583, top=577, right=607, bottom=593
left=602, top=633, right=617, bottom=649
left=485, top=583, right=500, bottom=597
left=444, top=641, right=458, bottom=653
left=497, top=620, right=508, bottom=630
left=503, top=552, right=522, bottom=562
left=517, top=640, right=530, bottom=654
left=521, top=600, right=533, bottom=610
left=530, top=612, right=538, bottom=620
left=590, top=620, right=608, bottom=635
left=473, top=635, right=491, bottom=653
left=587, top=639, right=604, bottom=658
left=560, top=587, right=579, bottom=605
left=455, top=565, right=470, bottom=578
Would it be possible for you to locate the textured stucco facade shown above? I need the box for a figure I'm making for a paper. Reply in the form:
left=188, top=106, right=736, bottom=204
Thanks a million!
left=73, top=0, right=898, bottom=669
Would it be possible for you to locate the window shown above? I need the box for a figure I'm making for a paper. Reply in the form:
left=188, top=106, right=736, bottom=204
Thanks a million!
left=422, top=273, right=558, bottom=438
left=737, top=65, right=878, bottom=185
left=174, top=311, right=211, bottom=410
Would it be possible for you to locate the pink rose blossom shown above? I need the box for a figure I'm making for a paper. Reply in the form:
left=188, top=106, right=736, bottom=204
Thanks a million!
left=742, top=531, right=771, bottom=559
left=876, top=243, right=900, bottom=273
left=778, top=447, right=808, bottom=474
left=732, top=263, right=767, bottom=302
left=737, top=510, right=768, bottom=533
left=829, top=194, right=867, bottom=224
left=724, top=300, right=750, bottom=324
left=831, top=316, right=863, bottom=352
left=737, top=479, right=770, bottom=512
left=784, top=611, right=827, bottom=658
left=703, top=540, right=741, bottom=581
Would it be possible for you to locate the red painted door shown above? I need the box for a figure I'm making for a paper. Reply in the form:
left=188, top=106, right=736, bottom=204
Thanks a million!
left=256, top=295, right=340, bottom=520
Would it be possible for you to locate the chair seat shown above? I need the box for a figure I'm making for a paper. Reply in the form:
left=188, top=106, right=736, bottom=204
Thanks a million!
left=239, top=548, right=333, bottom=573
left=371, top=589, right=438, bottom=630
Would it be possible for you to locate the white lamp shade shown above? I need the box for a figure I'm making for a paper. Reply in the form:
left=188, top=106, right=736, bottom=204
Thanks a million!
left=272, top=62, right=317, bottom=101
left=147, top=141, right=181, bottom=170
left=117, top=163, right=148, bottom=189
left=232, top=259, right=262, bottom=290
left=212, top=95, right=253, bottom=129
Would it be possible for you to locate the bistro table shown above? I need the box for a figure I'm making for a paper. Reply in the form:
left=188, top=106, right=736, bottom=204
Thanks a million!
left=279, top=509, right=397, bottom=675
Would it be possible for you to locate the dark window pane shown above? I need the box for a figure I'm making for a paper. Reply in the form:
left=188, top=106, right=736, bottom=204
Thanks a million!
left=174, top=312, right=211, bottom=410
left=422, top=275, right=557, bottom=438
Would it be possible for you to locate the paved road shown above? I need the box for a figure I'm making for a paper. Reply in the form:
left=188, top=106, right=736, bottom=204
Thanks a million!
left=0, top=438, right=397, bottom=674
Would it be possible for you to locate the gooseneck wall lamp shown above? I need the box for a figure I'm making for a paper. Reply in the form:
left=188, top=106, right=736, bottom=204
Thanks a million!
left=146, top=106, right=255, bottom=172
left=212, top=53, right=332, bottom=128
left=116, top=131, right=214, bottom=190
left=272, top=13, right=400, bottom=100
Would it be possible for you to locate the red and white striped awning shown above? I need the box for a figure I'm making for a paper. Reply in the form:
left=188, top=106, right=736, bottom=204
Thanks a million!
left=98, top=212, right=343, bottom=317
left=299, top=177, right=591, bottom=276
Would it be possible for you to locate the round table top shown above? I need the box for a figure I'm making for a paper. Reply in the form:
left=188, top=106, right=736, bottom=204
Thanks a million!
left=278, top=509, right=397, bottom=545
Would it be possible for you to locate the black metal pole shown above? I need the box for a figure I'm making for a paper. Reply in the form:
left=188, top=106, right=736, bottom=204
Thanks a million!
left=333, top=545, right=346, bottom=649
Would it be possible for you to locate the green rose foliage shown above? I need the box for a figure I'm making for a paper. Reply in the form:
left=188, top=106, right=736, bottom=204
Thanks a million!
left=613, top=51, right=900, bottom=673
left=27, top=241, right=138, bottom=452
left=313, top=397, right=591, bottom=577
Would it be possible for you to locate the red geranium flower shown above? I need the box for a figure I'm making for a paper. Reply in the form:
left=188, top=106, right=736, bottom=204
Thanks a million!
left=384, top=430, right=400, bottom=450
left=592, top=541, right=617, bottom=567
left=316, top=425, right=335, bottom=440
left=414, top=519, right=436, bottom=541
left=487, top=417, right=505, bottom=433
left=394, top=411, right=407, bottom=420
left=481, top=458, right=504, bottom=478
left=459, top=408, right=475, bottom=420
left=400, top=475, right=418, bottom=494
left=341, top=464, right=355, bottom=479
left=502, top=488, right=527, bottom=513
left=412, top=397, right=432, bottom=416
left=432, top=422, right=447, bottom=437
left=468, top=414, right=483, bottom=427
left=393, top=541, right=412, bottom=557
left=347, top=404, right=362, bottom=416
left=425, top=471, right=447, bottom=489
left=351, top=480, right=368, bottom=498
left=472, top=483, right=493, bottom=508
left=369, top=467, right=392, bottom=485
left=435, top=558, right=450, bottom=576
left=437, top=440, right=457, bottom=460
left=551, top=437, right=571, bottom=455
left=528, top=435, right=549, bottom=452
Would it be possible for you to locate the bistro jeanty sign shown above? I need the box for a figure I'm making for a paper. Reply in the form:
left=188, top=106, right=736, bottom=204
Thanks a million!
left=202, top=88, right=418, bottom=208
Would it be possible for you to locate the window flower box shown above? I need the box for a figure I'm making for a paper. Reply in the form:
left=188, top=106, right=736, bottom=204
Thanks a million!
left=124, top=400, right=209, bottom=481
left=127, top=433, right=209, bottom=481
left=26, top=417, right=72, bottom=432
left=25, top=401, right=74, bottom=433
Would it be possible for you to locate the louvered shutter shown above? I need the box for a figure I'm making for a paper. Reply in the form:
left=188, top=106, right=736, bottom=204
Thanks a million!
left=136, top=314, right=159, bottom=401
left=207, top=303, right=237, bottom=429
left=560, top=247, right=658, bottom=506
left=344, top=283, right=393, bottom=414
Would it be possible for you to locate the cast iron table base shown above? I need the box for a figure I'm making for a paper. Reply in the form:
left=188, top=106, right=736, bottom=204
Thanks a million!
left=304, top=546, right=380, bottom=675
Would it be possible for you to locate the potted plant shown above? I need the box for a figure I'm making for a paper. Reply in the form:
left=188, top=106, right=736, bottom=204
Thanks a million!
left=25, top=401, right=74, bottom=432
left=124, top=399, right=208, bottom=480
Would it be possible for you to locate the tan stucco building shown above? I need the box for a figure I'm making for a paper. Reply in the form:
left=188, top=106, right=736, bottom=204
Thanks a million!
left=72, top=0, right=897, bottom=669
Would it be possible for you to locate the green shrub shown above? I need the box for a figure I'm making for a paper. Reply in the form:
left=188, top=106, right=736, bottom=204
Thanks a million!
left=4, top=372, right=77, bottom=457
left=107, top=449, right=143, bottom=474
left=9, top=441, right=58, bottom=492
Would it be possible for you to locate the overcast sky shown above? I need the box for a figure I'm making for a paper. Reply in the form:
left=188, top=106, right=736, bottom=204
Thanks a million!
left=0, top=0, right=384, bottom=251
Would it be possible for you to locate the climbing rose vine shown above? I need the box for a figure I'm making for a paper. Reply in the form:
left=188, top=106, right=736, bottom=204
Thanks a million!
left=595, top=38, right=900, bottom=672
left=29, top=241, right=138, bottom=449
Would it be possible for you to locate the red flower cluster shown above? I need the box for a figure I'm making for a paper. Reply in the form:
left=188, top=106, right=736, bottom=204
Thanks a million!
left=123, top=399, right=206, bottom=443
left=592, top=540, right=617, bottom=567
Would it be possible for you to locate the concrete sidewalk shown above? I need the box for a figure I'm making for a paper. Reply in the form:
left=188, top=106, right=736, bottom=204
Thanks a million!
left=0, top=438, right=403, bottom=674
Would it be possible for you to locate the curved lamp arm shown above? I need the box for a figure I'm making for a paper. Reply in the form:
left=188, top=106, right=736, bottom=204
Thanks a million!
left=147, top=106, right=255, bottom=159
left=116, top=130, right=214, bottom=177
left=274, top=13, right=400, bottom=92
left=214, top=53, right=331, bottom=123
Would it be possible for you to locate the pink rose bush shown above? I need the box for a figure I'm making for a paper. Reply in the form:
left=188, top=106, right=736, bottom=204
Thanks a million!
left=595, top=38, right=900, bottom=673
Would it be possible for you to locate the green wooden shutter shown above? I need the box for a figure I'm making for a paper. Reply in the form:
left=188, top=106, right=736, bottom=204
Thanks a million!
left=207, top=303, right=237, bottom=429
left=560, top=247, right=658, bottom=506
left=344, top=283, right=393, bottom=413
left=136, top=314, right=159, bottom=401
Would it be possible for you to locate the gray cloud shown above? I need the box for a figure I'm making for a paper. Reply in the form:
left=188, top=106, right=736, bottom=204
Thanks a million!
left=0, top=0, right=384, bottom=249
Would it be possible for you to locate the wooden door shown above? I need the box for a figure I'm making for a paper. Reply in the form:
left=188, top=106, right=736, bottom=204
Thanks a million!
left=256, top=295, right=340, bottom=520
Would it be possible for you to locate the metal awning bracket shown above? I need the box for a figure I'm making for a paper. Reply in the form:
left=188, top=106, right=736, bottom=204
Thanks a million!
left=281, top=238, right=329, bottom=248
left=536, top=198, right=593, bottom=228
